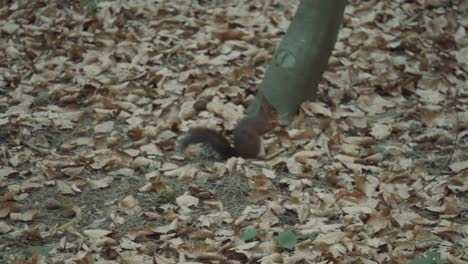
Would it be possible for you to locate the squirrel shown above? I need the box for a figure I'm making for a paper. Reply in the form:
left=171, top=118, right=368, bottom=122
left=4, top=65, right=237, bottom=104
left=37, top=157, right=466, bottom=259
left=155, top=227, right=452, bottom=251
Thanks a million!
left=179, top=96, right=277, bottom=160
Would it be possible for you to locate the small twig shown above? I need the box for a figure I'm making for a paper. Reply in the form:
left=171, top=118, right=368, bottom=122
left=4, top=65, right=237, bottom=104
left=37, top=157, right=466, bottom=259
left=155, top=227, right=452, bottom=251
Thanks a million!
left=445, top=89, right=460, bottom=169
left=120, top=72, right=147, bottom=84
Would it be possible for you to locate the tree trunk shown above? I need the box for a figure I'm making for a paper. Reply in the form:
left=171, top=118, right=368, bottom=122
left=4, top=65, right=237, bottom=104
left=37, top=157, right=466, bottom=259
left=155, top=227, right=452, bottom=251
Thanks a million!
left=249, top=0, right=346, bottom=119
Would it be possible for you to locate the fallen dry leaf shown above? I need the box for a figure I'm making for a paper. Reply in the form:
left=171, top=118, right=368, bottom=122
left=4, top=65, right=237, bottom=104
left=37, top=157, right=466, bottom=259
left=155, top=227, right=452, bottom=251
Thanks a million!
left=0, top=0, right=466, bottom=263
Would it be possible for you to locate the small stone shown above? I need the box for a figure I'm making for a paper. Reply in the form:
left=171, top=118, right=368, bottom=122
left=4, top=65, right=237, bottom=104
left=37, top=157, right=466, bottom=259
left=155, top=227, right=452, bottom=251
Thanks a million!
left=44, top=198, right=62, bottom=210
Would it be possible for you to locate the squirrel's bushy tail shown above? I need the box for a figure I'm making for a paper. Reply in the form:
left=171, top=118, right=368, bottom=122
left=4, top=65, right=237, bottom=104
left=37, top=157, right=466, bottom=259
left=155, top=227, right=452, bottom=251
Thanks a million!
left=179, top=127, right=237, bottom=159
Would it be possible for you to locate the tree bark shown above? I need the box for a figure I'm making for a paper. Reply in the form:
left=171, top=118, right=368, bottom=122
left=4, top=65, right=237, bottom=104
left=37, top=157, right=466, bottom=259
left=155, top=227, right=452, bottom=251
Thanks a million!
left=249, top=0, right=346, bottom=119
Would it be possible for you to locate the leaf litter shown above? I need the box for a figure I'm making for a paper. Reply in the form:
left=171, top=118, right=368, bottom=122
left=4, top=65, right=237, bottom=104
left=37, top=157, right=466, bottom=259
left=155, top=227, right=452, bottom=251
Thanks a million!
left=0, top=0, right=467, bottom=263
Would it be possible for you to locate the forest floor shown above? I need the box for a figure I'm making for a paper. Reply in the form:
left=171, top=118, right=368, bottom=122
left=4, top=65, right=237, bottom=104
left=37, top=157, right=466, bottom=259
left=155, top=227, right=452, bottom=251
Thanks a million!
left=0, top=0, right=467, bottom=263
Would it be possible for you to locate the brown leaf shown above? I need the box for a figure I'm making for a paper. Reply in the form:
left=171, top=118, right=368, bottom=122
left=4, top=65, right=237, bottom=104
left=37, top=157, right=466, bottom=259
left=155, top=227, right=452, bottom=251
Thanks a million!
left=139, top=177, right=167, bottom=193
